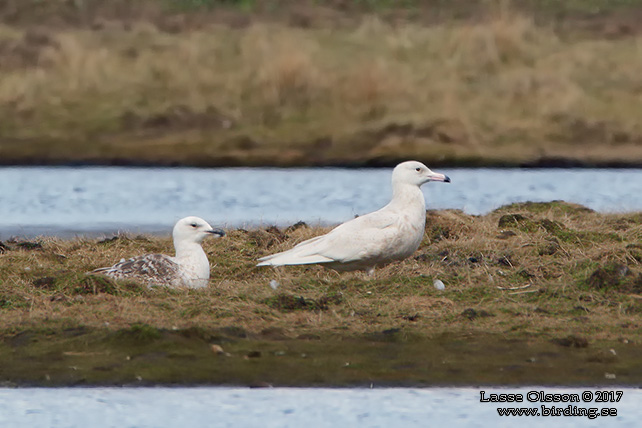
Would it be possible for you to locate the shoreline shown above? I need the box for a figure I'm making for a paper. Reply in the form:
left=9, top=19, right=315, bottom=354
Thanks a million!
left=2, top=156, right=642, bottom=169
left=1, top=327, right=638, bottom=388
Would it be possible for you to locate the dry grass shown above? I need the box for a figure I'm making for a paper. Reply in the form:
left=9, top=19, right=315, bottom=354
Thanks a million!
left=0, top=5, right=642, bottom=166
left=1, top=201, right=640, bottom=343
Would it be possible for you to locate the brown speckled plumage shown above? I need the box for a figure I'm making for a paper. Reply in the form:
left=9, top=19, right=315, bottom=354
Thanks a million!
left=91, top=254, right=182, bottom=287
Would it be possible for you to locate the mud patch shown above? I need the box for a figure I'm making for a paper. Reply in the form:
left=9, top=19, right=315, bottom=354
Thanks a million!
left=264, top=292, right=343, bottom=312
left=461, top=308, right=494, bottom=321
left=586, top=263, right=642, bottom=293
left=551, top=335, right=589, bottom=348
left=1, top=328, right=639, bottom=387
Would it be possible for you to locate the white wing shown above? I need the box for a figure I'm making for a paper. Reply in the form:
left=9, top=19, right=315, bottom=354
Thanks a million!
left=257, top=208, right=402, bottom=266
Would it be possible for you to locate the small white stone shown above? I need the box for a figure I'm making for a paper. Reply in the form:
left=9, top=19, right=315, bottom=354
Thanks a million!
left=604, top=373, right=616, bottom=379
left=269, top=280, right=280, bottom=290
left=433, top=279, right=445, bottom=290
left=609, top=349, right=617, bottom=356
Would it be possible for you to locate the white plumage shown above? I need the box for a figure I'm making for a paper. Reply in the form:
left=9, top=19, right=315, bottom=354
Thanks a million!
left=90, top=216, right=224, bottom=288
left=257, top=161, right=450, bottom=273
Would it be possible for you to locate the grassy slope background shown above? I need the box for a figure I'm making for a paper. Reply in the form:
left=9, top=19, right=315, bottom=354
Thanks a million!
left=0, top=201, right=641, bottom=385
left=0, top=0, right=641, bottom=166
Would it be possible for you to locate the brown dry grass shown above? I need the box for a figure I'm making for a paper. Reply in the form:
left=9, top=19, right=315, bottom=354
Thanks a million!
left=0, top=3, right=641, bottom=166
left=1, top=202, right=640, bottom=344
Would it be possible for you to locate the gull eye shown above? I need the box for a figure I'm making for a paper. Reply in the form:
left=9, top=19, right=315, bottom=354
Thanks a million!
left=190, top=223, right=198, bottom=228
left=415, top=167, right=421, bottom=172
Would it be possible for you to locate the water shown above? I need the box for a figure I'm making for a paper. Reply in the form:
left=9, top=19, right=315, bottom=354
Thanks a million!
left=1, top=167, right=641, bottom=237
left=0, top=387, right=639, bottom=427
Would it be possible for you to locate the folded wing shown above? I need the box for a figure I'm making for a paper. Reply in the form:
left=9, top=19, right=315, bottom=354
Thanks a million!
left=257, top=209, right=399, bottom=266
left=91, top=254, right=180, bottom=285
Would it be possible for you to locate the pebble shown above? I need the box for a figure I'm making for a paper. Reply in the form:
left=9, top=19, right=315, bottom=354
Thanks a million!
left=433, top=279, right=445, bottom=290
left=269, top=280, right=280, bottom=290
left=211, top=344, right=225, bottom=355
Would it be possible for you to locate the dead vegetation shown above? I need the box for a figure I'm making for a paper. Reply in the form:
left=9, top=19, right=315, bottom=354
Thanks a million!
left=0, top=1, right=642, bottom=166
left=0, top=201, right=640, bottom=343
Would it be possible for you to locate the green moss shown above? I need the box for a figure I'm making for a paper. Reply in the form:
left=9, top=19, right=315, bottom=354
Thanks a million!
left=494, top=213, right=626, bottom=244
left=495, top=201, right=595, bottom=216
left=538, top=237, right=561, bottom=256
left=585, top=263, right=642, bottom=293
left=552, top=229, right=623, bottom=244
left=538, top=219, right=565, bottom=234
left=626, top=244, right=642, bottom=262
left=113, top=324, right=163, bottom=344
left=0, top=295, right=29, bottom=310
left=498, top=214, right=539, bottom=232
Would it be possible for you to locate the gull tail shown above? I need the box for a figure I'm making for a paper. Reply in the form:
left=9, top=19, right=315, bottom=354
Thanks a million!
left=257, top=236, right=334, bottom=267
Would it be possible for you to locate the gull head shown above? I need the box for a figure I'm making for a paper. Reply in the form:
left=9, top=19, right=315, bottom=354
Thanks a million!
left=173, top=216, right=225, bottom=244
left=392, top=161, right=451, bottom=187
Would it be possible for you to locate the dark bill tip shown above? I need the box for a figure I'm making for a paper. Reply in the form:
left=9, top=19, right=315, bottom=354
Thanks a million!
left=208, top=228, right=226, bottom=237
left=444, top=175, right=451, bottom=183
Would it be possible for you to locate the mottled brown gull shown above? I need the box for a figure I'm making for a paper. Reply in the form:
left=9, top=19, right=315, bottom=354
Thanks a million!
left=90, top=216, right=224, bottom=288
left=257, top=161, right=450, bottom=274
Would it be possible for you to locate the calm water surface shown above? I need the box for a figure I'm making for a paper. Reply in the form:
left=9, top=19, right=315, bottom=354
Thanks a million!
left=0, top=387, right=639, bottom=428
left=1, top=167, right=641, bottom=237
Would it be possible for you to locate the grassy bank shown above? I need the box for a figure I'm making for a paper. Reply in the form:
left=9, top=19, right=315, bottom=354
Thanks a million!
left=0, top=201, right=641, bottom=386
left=0, top=1, right=641, bottom=167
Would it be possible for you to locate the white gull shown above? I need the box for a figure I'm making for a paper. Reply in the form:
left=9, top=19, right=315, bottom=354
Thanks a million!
left=257, top=161, right=450, bottom=274
left=90, top=216, right=224, bottom=288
